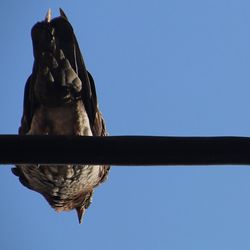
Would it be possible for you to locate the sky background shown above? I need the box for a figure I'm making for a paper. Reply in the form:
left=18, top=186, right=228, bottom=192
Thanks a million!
left=1, top=0, right=250, bottom=249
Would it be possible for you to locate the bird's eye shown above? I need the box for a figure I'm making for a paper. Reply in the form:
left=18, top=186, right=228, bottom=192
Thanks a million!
left=84, top=196, right=93, bottom=209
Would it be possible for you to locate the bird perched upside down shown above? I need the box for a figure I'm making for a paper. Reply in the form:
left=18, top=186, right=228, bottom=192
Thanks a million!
left=11, top=9, right=110, bottom=223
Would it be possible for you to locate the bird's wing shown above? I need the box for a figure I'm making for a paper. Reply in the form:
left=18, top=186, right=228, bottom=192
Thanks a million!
left=18, top=72, right=37, bottom=135
left=48, top=15, right=107, bottom=136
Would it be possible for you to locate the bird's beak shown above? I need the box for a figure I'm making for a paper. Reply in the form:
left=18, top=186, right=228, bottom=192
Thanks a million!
left=76, top=206, right=85, bottom=224
left=45, top=9, right=52, bottom=23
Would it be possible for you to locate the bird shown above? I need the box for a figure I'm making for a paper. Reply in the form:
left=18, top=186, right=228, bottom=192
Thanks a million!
left=11, top=9, right=110, bottom=223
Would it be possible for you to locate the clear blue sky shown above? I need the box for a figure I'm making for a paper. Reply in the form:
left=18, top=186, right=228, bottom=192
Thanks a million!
left=1, top=0, right=250, bottom=249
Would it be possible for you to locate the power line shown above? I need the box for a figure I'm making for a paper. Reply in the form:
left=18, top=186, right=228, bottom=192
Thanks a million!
left=1, top=135, right=250, bottom=165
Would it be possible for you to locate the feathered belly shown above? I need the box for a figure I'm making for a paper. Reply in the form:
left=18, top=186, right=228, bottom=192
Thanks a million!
left=20, top=164, right=102, bottom=195
left=28, top=102, right=93, bottom=136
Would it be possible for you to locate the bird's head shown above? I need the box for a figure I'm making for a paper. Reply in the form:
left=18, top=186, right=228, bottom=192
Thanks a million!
left=44, top=189, right=94, bottom=224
